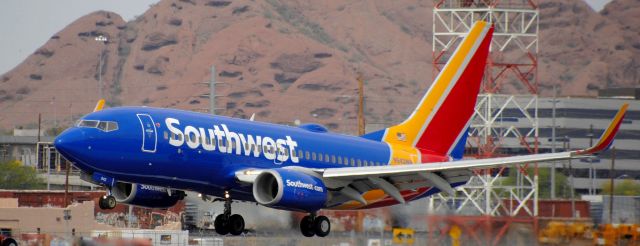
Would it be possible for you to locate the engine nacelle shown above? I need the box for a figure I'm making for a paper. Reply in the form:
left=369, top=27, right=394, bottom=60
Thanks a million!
left=253, top=169, right=327, bottom=212
left=112, top=182, right=184, bottom=208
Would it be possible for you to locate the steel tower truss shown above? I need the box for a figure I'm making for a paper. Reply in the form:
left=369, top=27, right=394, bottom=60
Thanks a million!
left=429, top=0, right=540, bottom=220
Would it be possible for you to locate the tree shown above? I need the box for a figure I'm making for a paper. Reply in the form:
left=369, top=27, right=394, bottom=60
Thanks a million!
left=501, top=167, right=571, bottom=199
left=0, top=160, right=45, bottom=189
left=601, top=179, right=640, bottom=196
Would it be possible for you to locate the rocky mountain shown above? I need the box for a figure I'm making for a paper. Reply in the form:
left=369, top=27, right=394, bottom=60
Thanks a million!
left=1, top=0, right=638, bottom=133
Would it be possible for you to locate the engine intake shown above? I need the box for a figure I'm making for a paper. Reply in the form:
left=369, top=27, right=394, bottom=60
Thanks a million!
left=112, top=182, right=184, bottom=208
left=253, top=169, right=327, bottom=212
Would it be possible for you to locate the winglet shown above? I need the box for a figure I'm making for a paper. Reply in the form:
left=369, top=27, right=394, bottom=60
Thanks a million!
left=93, top=99, right=105, bottom=112
left=576, top=103, right=628, bottom=155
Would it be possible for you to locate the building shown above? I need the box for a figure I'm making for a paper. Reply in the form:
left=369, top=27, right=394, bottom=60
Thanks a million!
left=496, top=97, right=639, bottom=195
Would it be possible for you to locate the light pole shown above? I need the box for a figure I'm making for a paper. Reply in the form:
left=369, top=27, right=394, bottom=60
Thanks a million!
left=550, top=86, right=558, bottom=199
left=94, top=35, right=108, bottom=100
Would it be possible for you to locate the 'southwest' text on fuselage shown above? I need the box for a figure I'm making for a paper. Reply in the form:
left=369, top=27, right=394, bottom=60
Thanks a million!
left=165, top=118, right=300, bottom=163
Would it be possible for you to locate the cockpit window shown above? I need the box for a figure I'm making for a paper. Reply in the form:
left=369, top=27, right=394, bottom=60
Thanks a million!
left=77, top=120, right=119, bottom=132
left=107, top=122, right=119, bottom=131
left=77, top=120, right=99, bottom=128
left=97, top=121, right=108, bottom=131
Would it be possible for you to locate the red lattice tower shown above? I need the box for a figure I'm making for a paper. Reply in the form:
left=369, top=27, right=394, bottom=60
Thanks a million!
left=428, top=1, right=540, bottom=244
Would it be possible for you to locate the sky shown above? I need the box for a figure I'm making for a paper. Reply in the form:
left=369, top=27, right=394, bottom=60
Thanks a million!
left=0, top=0, right=613, bottom=75
left=0, top=0, right=160, bottom=75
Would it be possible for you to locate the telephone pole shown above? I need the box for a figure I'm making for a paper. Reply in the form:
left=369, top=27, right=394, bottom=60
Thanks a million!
left=608, top=146, right=616, bottom=223
left=94, top=35, right=108, bottom=100
left=357, top=75, right=365, bottom=135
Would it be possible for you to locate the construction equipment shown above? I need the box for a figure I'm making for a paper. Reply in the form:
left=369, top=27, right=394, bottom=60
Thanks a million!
left=0, top=234, right=18, bottom=246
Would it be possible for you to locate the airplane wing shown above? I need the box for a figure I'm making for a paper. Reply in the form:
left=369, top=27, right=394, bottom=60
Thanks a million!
left=316, top=103, right=628, bottom=204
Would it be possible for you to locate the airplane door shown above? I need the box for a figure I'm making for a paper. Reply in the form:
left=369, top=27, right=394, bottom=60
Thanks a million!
left=137, top=114, right=157, bottom=153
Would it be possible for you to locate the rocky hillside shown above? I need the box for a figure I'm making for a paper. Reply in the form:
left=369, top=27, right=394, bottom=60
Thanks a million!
left=1, top=0, right=638, bottom=133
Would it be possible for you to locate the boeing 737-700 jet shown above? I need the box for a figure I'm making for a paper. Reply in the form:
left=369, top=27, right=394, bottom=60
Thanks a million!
left=54, top=21, right=628, bottom=237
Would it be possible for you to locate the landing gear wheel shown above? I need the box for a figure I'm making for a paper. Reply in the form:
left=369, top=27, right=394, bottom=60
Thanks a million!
left=98, top=195, right=116, bottom=210
left=300, top=215, right=315, bottom=237
left=313, top=216, right=331, bottom=237
left=214, top=214, right=229, bottom=235
left=228, top=214, right=245, bottom=235
left=105, top=195, right=117, bottom=209
left=98, top=196, right=107, bottom=209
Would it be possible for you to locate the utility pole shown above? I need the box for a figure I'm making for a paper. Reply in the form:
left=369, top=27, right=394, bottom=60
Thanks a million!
left=210, top=65, right=216, bottom=115
left=357, top=75, right=365, bottom=135
left=64, top=162, right=70, bottom=207
left=550, top=85, right=557, bottom=199
left=566, top=136, right=575, bottom=218
left=95, top=35, right=108, bottom=99
left=356, top=75, right=365, bottom=232
left=37, top=113, right=41, bottom=142
left=608, top=146, right=616, bottom=223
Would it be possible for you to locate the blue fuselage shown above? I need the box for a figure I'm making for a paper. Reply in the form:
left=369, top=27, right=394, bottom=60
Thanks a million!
left=55, top=107, right=392, bottom=202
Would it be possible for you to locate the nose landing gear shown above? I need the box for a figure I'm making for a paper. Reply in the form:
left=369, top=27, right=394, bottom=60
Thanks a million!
left=300, top=213, right=331, bottom=237
left=98, top=191, right=117, bottom=210
left=214, top=191, right=245, bottom=236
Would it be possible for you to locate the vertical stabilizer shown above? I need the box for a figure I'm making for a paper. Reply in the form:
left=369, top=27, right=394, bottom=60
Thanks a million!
left=380, top=21, right=493, bottom=160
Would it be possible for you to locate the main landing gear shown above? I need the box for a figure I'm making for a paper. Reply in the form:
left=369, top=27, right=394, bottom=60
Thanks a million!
left=98, top=191, right=117, bottom=210
left=300, top=213, right=330, bottom=237
left=214, top=191, right=245, bottom=236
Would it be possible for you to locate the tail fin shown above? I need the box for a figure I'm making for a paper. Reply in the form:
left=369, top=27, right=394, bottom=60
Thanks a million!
left=381, top=21, right=493, bottom=158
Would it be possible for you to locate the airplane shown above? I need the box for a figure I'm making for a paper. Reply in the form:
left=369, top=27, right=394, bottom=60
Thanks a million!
left=53, top=21, right=629, bottom=237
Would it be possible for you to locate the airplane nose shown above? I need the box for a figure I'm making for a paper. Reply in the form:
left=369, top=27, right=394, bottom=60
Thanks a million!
left=54, top=128, right=86, bottom=158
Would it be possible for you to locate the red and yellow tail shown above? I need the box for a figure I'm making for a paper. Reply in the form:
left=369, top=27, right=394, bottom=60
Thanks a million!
left=369, top=21, right=493, bottom=163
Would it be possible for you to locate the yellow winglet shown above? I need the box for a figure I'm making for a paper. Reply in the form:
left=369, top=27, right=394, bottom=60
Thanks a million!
left=93, top=99, right=106, bottom=112
left=576, top=103, right=628, bottom=155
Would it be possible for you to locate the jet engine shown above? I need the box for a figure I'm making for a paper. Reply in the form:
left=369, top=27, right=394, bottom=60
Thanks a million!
left=111, top=182, right=184, bottom=208
left=253, top=169, right=328, bottom=212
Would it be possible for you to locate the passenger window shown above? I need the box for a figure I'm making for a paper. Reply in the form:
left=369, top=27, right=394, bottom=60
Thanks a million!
left=305, top=151, right=310, bottom=160
left=312, top=152, right=317, bottom=161
left=337, top=156, right=342, bottom=165
left=350, top=158, right=355, bottom=166
left=292, top=150, right=297, bottom=158
left=298, top=150, right=303, bottom=159
left=357, top=159, right=362, bottom=166
left=325, top=154, right=330, bottom=162
left=364, top=160, right=368, bottom=166
left=318, top=153, right=323, bottom=162
left=331, top=155, right=336, bottom=163
left=163, top=131, right=169, bottom=140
